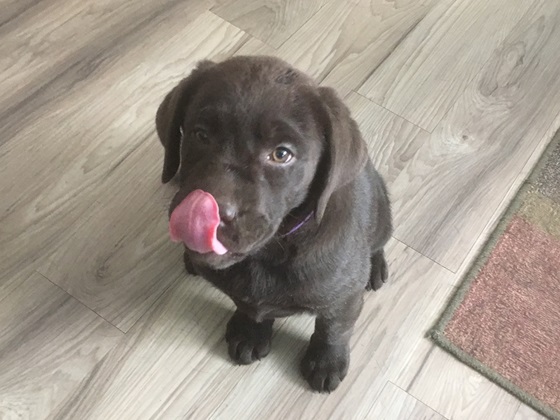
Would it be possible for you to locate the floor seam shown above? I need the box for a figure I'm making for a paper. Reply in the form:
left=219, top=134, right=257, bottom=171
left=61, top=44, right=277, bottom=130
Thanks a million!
left=34, top=269, right=126, bottom=334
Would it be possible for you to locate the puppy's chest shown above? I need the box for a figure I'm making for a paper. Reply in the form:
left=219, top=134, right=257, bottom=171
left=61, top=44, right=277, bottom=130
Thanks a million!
left=207, top=262, right=318, bottom=321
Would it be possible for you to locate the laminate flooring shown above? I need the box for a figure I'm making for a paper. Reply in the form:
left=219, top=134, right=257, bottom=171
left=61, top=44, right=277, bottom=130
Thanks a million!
left=1, top=1, right=558, bottom=419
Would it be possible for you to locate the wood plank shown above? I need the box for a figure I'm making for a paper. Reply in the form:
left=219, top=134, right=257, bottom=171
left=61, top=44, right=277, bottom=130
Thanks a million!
left=49, top=271, right=236, bottom=419
left=274, top=0, right=436, bottom=97
left=366, top=382, right=447, bottom=420
left=35, top=139, right=184, bottom=332
left=0, top=0, right=212, bottom=117
left=41, top=239, right=454, bottom=418
left=358, top=0, right=534, bottom=131
left=0, top=272, right=122, bottom=420
left=407, top=347, right=521, bottom=420
left=36, top=170, right=184, bottom=333
left=379, top=1, right=560, bottom=270
left=211, top=0, right=330, bottom=49
left=0, top=11, right=248, bottom=327
left=455, top=110, right=560, bottom=278
left=0, top=0, right=45, bottom=26
left=235, top=35, right=278, bottom=56
left=275, top=0, right=357, bottom=79
left=345, top=91, right=431, bottom=195
left=513, top=404, right=549, bottom=420
left=322, top=0, right=438, bottom=97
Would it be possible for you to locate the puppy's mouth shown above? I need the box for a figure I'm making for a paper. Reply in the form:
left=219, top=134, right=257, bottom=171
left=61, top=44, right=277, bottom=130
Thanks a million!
left=184, top=245, right=245, bottom=270
left=168, top=189, right=273, bottom=267
left=168, top=189, right=228, bottom=255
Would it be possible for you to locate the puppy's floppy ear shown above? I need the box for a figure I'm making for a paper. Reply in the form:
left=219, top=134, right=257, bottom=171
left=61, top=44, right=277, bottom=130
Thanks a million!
left=313, top=87, right=369, bottom=222
left=155, top=60, right=214, bottom=183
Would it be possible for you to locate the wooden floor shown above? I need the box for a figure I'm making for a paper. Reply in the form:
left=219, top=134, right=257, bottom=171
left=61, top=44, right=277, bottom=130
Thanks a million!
left=1, top=0, right=559, bottom=418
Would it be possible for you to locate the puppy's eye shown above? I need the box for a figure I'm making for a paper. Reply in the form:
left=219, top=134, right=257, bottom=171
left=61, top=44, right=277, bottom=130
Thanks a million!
left=269, top=147, right=293, bottom=164
left=193, top=129, right=208, bottom=141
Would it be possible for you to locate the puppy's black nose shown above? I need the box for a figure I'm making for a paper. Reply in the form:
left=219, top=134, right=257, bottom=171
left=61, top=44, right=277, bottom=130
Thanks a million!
left=218, top=202, right=237, bottom=224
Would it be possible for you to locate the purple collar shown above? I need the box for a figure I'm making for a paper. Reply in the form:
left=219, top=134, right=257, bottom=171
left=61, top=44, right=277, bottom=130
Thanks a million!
left=280, top=212, right=314, bottom=237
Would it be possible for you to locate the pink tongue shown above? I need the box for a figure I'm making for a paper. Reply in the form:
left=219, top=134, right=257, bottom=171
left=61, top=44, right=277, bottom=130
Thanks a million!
left=169, top=190, right=228, bottom=255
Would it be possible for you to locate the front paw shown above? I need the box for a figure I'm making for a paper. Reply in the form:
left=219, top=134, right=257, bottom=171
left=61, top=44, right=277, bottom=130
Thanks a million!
left=301, top=340, right=349, bottom=393
left=225, top=311, right=273, bottom=365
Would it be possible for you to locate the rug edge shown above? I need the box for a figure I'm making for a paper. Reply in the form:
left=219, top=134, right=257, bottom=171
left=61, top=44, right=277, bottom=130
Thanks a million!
left=430, top=332, right=560, bottom=420
left=429, top=130, right=560, bottom=420
left=430, top=178, right=531, bottom=332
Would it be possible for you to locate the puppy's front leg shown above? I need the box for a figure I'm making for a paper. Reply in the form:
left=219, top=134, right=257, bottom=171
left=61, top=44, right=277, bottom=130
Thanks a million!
left=301, top=292, right=364, bottom=393
left=226, top=310, right=274, bottom=365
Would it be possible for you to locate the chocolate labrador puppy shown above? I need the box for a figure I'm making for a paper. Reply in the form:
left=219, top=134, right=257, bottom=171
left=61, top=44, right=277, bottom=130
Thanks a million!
left=156, top=55, right=392, bottom=393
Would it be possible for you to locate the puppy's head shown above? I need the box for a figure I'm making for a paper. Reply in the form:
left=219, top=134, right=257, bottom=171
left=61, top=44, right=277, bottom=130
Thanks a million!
left=156, top=56, right=367, bottom=269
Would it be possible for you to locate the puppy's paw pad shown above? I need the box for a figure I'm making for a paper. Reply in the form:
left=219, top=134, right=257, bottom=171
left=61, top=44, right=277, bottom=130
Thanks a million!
left=367, top=251, right=388, bottom=291
left=301, top=344, right=349, bottom=393
left=225, top=313, right=273, bottom=365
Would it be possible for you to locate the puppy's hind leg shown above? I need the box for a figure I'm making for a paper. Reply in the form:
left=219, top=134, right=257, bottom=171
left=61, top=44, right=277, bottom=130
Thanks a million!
left=366, top=250, right=388, bottom=291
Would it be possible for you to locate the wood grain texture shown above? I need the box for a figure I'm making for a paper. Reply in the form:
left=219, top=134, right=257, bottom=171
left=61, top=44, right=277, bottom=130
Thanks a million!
left=407, top=346, right=521, bottom=420
left=211, top=0, right=330, bottom=48
left=0, top=272, right=122, bottom=420
left=384, top=1, right=560, bottom=271
left=0, top=0, right=43, bottom=26
left=36, top=142, right=185, bottom=333
left=366, top=382, right=447, bottom=420
left=358, top=0, right=534, bottom=131
left=0, top=0, right=211, bottom=118
left=235, top=35, right=278, bottom=56
left=345, top=91, right=431, bottom=201
left=514, top=404, right=549, bottom=420
left=39, top=239, right=454, bottom=419
left=50, top=277, right=235, bottom=420
left=274, top=0, right=436, bottom=96
left=322, top=0, right=437, bottom=97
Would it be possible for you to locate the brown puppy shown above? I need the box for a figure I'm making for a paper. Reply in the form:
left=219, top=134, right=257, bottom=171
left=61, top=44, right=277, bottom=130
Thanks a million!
left=156, top=56, right=392, bottom=392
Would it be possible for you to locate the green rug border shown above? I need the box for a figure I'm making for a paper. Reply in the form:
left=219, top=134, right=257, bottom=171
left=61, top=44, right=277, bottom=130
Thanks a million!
left=429, top=131, right=560, bottom=420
